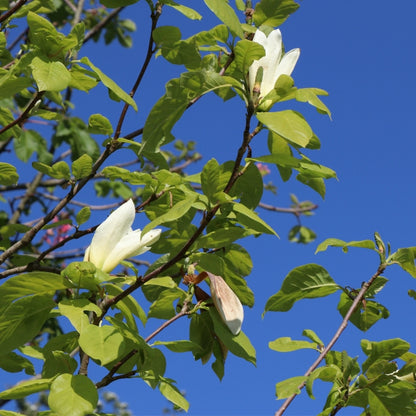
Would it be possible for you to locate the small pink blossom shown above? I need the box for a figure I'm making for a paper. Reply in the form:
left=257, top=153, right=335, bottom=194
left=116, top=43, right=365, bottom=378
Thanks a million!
left=256, top=163, right=271, bottom=177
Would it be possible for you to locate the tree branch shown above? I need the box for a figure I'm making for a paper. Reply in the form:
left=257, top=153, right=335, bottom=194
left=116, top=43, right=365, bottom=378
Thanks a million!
left=95, top=301, right=193, bottom=388
left=83, top=7, right=124, bottom=44
left=114, top=3, right=162, bottom=139
left=275, top=262, right=387, bottom=416
left=259, top=201, right=318, bottom=216
left=0, top=0, right=28, bottom=24
left=0, top=91, right=44, bottom=137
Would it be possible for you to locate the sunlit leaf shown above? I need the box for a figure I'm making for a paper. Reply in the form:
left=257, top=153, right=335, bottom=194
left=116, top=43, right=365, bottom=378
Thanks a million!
left=264, top=264, right=339, bottom=313
left=48, top=374, right=98, bottom=416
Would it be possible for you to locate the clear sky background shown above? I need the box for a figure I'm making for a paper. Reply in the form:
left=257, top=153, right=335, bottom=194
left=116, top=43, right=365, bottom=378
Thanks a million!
left=2, top=1, right=416, bottom=415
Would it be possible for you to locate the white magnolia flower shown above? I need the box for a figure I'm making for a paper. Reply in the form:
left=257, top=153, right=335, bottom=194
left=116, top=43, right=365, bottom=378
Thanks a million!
left=84, top=199, right=161, bottom=273
left=208, top=272, right=244, bottom=335
left=248, top=28, right=300, bottom=103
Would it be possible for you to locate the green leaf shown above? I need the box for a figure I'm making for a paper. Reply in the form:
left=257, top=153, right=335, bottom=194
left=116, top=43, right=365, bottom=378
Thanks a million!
left=102, top=166, right=155, bottom=185
left=0, top=162, right=18, bottom=185
left=230, top=162, right=264, bottom=209
left=269, top=337, right=318, bottom=352
left=361, top=338, right=410, bottom=372
left=297, top=175, right=326, bottom=199
left=306, top=366, right=339, bottom=399
left=72, top=154, right=93, bottom=180
left=69, top=64, right=98, bottom=91
left=153, top=340, right=202, bottom=354
left=159, top=380, right=189, bottom=412
left=142, top=194, right=198, bottom=234
left=264, top=264, right=339, bottom=313
left=209, top=308, right=256, bottom=365
left=296, top=88, right=331, bottom=117
left=26, top=12, right=63, bottom=57
left=0, top=294, right=55, bottom=354
left=0, top=352, right=35, bottom=375
left=14, top=129, right=52, bottom=164
left=302, top=329, right=324, bottom=346
left=53, top=117, right=100, bottom=162
left=0, top=271, right=67, bottom=315
left=0, top=73, right=32, bottom=100
left=0, top=377, right=52, bottom=399
left=390, top=247, right=416, bottom=278
left=288, top=225, right=316, bottom=244
left=160, top=38, right=201, bottom=69
left=148, top=289, right=185, bottom=319
left=196, top=226, right=247, bottom=249
left=257, top=110, right=313, bottom=147
left=233, top=39, right=265, bottom=76
left=275, top=376, right=307, bottom=399
left=75, top=206, right=91, bottom=226
left=42, top=350, right=78, bottom=378
left=201, top=158, right=221, bottom=202
left=78, top=325, right=126, bottom=366
left=162, top=0, right=202, bottom=20
left=61, top=262, right=100, bottom=291
left=253, top=0, right=300, bottom=27
left=87, top=113, right=113, bottom=135
left=338, top=292, right=389, bottom=331
left=268, top=130, right=292, bottom=181
left=32, top=160, right=71, bottom=180
left=315, top=238, right=377, bottom=254
left=153, top=26, right=182, bottom=45
left=79, top=57, right=137, bottom=111
left=30, top=57, right=71, bottom=92
left=189, top=313, right=214, bottom=361
left=105, top=283, right=147, bottom=327
left=48, top=374, right=98, bottom=416
left=204, top=0, right=244, bottom=38
left=58, top=299, right=102, bottom=333
left=233, top=202, right=278, bottom=236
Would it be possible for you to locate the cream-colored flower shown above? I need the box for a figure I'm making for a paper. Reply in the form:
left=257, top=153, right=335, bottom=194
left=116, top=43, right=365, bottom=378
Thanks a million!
left=208, top=272, right=244, bottom=335
left=84, top=199, right=161, bottom=273
left=248, top=29, right=300, bottom=104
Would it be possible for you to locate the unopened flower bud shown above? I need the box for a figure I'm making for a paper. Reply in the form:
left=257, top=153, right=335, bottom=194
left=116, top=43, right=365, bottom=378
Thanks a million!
left=208, top=272, right=244, bottom=335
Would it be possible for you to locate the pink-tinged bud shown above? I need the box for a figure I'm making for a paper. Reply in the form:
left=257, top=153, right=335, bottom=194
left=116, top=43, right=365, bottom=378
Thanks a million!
left=207, top=272, right=244, bottom=335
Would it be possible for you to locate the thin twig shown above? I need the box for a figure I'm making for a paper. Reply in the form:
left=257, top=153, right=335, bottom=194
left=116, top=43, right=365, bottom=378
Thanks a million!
left=0, top=91, right=45, bottom=137
left=73, top=0, right=85, bottom=25
left=275, top=263, right=387, bottom=416
left=259, top=202, right=318, bottom=216
left=63, top=0, right=77, bottom=13
left=113, top=3, right=162, bottom=139
left=7, top=27, right=29, bottom=51
left=0, top=0, right=28, bottom=24
left=170, top=155, right=202, bottom=173
left=84, top=7, right=124, bottom=44
left=9, top=172, right=44, bottom=224
left=95, top=302, right=192, bottom=388
left=0, top=142, right=116, bottom=266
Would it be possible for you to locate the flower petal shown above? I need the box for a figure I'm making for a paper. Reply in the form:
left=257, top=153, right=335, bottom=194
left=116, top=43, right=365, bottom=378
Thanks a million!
left=101, top=228, right=162, bottom=273
left=248, top=29, right=300, bottom=101
left=273, top=48, right=300, bottom=81
left=208, top=272, right=244, bottom=335
left=88, top=199, right=136, bottom=269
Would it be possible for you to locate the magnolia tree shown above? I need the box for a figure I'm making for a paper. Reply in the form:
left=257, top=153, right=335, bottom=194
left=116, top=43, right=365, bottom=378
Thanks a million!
left=0, top=1, right=416, bottom=415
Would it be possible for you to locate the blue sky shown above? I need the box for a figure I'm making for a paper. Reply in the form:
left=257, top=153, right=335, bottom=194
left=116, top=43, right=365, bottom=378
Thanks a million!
left=2, top=1, right=416, bottom=415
